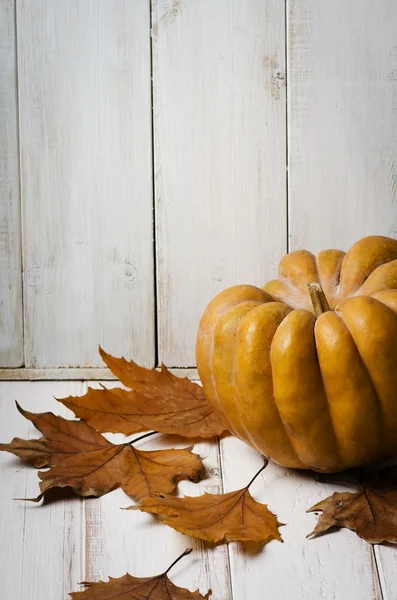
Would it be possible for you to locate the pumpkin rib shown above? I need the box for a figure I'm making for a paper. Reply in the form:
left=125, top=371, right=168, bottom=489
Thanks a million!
left=337, top=236, right=397, bottom=300
left=207, top=301, right=250, bottom=435
left=267, top=312, right=313, bottom=468
left=263, top=278, right=309, bottom=310
left=212, top=301, right=264, bottom=439
left=311, top=318, right=346, bottom=470
left=338, top=296, right=397, bottom=457
left=336, top=301, right=386, bottom=445
left=277, top=250, right=319, bottom=310
left=278, top=250, right=319, bottom=292
left=234, top=302, right=304, bottom=468
left=357, top=259, right=397, bottom=297
left=206, top=299, right=245, bottom=432
left=315, top=311, right=382, bottom=468
left=270, top=309, right=342, bottom=472
left=371, top=289, right=397, bottom=313
left=196, top=285, right=272, bottom=432
left=315, top=250, right=345, bottom=310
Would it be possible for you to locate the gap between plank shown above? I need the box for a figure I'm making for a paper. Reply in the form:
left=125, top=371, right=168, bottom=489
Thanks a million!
left=80, top=381, right=88, bottom=587
left=14, top=0, right=26, bottom=368
left=373, top=545, right=386, bottom=600
left=149, top=0, right=160, bottom=368
left=285, top=0, right=290, bottom=254
left=217, top=436, right=234, bottom=600
left=0, top=367, right=199, bottom=381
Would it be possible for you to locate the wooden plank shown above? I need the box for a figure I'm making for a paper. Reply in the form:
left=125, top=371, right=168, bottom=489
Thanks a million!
left=374, top=544, right=397, bottom=600
left=2, top=383, right=395, bottom=598
left=288, top=0, right=397, bottom=253
left=0, top=0, right=23, bottom=367
left=82, top=381, right=231, bottom=598
left=17, top=0, right=154, bottom=368
left=0, top=383, right=29, bottom=598
left=153, top=0, right=287, bottom=366
left=0, top=367, right=199, bottom=381
left=220, top=435, right=382, bottom=600
left=0, top=382, right=84, bottom=599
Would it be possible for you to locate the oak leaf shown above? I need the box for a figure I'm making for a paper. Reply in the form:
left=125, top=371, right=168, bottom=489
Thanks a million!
left=129, top=460, right=283, bottom=545
left=307, top=466, right=397, bottom=543
left=0, top=402, right=203, bottom=501
left=69, top=549, right=211, bottom=599
left=58, top=347, right=226, bottom=438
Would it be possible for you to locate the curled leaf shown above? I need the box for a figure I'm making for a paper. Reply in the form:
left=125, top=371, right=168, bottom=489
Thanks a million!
left=0, top=402, right=204, bottom=501
left=58, top=347, right=226, bottom=438
left=307, top=466, right=397, bottom=543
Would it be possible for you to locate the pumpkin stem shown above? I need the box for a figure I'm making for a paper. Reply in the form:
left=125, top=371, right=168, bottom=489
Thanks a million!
left=308, top=282, right=331, bottom=317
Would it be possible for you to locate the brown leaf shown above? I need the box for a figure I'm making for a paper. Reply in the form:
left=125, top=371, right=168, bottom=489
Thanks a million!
left=58, top=347, right=226, bottom=438
left=69, top=549, right=211, bottom=599
left=0, top=402, right=204, bottom=501
left=307, top=466, right=397, bottom=543
left=129, top=460, right=283, bottom=545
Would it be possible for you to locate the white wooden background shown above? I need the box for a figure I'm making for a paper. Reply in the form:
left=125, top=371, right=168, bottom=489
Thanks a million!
left=1, top=0, right=396, bottom=375
left=1, top=3, right=397, bottom=597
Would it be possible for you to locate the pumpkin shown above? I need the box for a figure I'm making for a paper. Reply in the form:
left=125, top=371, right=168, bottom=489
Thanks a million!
left=196, top=235, right=397, bottom=473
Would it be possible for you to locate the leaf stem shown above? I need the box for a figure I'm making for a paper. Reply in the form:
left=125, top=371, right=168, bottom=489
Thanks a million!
left=246, top=456, right=269, bottom=490
left=128, top=431, right=158, bottom=446
left=164, top=548, right=193, bottom=574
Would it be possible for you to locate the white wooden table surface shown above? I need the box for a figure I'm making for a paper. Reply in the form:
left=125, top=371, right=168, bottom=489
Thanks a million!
left=1, top=381, right=396, bottom=600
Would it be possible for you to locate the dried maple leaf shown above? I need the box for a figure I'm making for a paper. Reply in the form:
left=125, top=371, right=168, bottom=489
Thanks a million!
left=307, top=466, right=397, bottom=543
left=58, top=347, right=226, bottom=438
left=69, top=549, right=211, bottom=599
left=128, top=459, right=283, bottom=545
left=0, top=402, right=204, bottom=501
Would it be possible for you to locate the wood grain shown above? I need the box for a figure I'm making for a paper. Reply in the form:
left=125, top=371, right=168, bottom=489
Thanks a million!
left=153, top=0, right=287, bottom=366
left=1, top=381, right=397, bottom=599
left=220, top=435, right=383, bottom=600
left=0, top=0, right=23, bottom=366
left=81, top=381, right=231, bottom=599
left=17, top=0, right=154, bottom=368
left=0, top=382, right=84, bottom=600
left=374, top=544, right=397, bottom=600
left=287, top=0, right=397, bottom=253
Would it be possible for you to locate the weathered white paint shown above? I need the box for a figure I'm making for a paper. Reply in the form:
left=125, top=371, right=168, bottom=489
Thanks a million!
left=153, top=0, right=287, bottom=366
left=17, top=0, right=154, bottom=368
left=0, top=383, right=29, bottom=598
left=288, top=0, right=397, bottom=253
left=1, top=0, right=397, bottom=372
left=0, top=0, right=23, bottom=366
left=0, top=382, right=84, bottom=600
left=375, top=544, right=397, bottom=600
left=220, top=435, right=384, bottom=600
left=0, top=367, right=199, bottom=380
left=81, top=381, right=231, bottom=599
left=1, top=382, right=397, bottom=599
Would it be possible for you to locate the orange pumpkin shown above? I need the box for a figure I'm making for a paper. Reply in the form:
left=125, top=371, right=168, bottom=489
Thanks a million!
left=196, top=235, right=397, bottom=473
